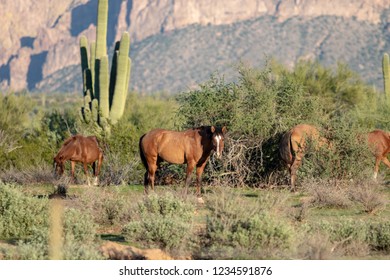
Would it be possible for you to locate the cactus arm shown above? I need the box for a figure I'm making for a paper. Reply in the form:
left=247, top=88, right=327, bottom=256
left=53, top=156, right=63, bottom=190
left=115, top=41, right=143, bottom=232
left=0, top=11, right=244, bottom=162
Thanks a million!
left=99, top=55, right=109, bottom=119
left=78, top=0, right=131, bottom=132
left=125, top=56, right=131, bottom=97
left=90, top=41, right=96, bottom=99
left=80, top=35, right=90, bottom=85
left=95, top=0, right=108, bottom=59
left=110, top=32, right=130, bottom=124
left=383, top=53, right=390, bottom=105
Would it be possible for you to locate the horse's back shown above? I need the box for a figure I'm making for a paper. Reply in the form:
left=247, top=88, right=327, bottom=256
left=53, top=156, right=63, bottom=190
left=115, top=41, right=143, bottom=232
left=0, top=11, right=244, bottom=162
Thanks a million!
left=280, top=124, right=321, bottom=163
left=80, top=135, right=102, bottom=162
left=291, top=124, right=322, bottom=147
left=368, top=129, right=390, bottom=157
left=55, top=135, right=78, bottom=160
left=140, top=128, right=193, bottom=164
left=57, top=135, right=101, bottom=163
left=291, top=124, right=319, bottom=140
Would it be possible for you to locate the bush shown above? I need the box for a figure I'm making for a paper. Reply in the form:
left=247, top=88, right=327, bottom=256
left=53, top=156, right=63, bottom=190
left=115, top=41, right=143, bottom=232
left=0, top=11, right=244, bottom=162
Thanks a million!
left=0, top=164, right=56, bottom=185
left=16, top=207, right=102, bottom=260
left=305, top=219, right=390, bottom=254
left=74, top=188, right=135, bottom=226
left=175, top=61, right=379, bottom=187
left=0, top=183, right=49, bottom=239
left=201, top=189, right=293, bottom=259
left=303, top=179, right=352, bottom=209
left=349, top=182, right=388, bottom=214
left=367, top=222, right=390, bottom=251
left=0, top=184, right=103, bottom=259
left=122, top=192, right=195, bottom=251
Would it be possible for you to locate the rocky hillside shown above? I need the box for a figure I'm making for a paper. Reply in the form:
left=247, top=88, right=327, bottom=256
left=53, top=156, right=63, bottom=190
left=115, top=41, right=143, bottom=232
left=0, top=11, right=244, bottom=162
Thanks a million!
left=1, top=0, right=389, bottom=94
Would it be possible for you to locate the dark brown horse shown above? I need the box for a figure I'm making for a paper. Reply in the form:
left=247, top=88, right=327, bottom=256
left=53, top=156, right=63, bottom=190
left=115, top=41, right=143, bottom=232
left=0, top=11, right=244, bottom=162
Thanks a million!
left=367, top=129, right=390, bottom=179
left=139, top=126, right=227, bottom=196
left=279, top=124, right=329, bottom=189
left=54, top=135, right=103, bottom=185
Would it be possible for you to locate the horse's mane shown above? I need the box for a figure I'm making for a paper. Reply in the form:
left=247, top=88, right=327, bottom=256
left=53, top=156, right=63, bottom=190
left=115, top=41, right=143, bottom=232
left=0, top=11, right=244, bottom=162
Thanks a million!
left=62, top=135, right=76, bottom=146
left=55, top=135, right=80, bottom=161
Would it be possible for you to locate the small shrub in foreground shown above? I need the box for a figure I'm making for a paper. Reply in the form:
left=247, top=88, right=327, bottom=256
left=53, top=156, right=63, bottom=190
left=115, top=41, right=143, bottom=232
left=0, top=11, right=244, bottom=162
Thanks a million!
left=0, top=183, right=49, bottom=239
left=349, top=183, right=388, bottom=214
left=201, top=189, right=293, bottom=259
left=302, top=179, right=352, bottom=208
left=122, top=192, right=196, bottom=251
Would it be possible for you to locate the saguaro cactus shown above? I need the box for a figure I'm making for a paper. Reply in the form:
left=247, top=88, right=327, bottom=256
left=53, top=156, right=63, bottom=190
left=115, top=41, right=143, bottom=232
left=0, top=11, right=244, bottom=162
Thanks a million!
left=79, top=0, right=131, bottom=132
left=382, top=53, right=390, bottom=106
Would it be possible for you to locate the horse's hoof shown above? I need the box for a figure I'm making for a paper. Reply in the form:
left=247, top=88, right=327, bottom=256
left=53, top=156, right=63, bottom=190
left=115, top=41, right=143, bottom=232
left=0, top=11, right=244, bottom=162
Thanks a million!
left=92, top=177, right=99, bottom=185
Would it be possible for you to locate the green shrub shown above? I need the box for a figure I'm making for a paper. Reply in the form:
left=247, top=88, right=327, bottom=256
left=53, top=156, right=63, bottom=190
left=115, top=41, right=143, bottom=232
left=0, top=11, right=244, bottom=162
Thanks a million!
left=367, top=222, right=390, bottom=251
left=313, top=220, right=368, bottom=243
left=349, top=182, right=388, bottom=214
left=0, top=183, right=49, bottom=239
left=62, top=208, right=98, bottom=244
left=303, top=179, right=352, bottom=209
left=16, top=207, right=102, bottom=260
left=122, top=192, right=195, bottom=250
left=305, top=219, right=390, bottom=254
left=75, top=188, right=134, bottom=226
left=175, top=61, right=385, bottom=187
left=202, top=189, right=293, bottom=259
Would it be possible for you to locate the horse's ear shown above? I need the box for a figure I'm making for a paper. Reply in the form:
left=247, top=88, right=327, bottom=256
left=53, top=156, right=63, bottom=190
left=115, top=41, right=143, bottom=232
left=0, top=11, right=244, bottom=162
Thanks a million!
left=222, top=126, right=227, bottom=135
left=211, top=126, right=215, bottom=133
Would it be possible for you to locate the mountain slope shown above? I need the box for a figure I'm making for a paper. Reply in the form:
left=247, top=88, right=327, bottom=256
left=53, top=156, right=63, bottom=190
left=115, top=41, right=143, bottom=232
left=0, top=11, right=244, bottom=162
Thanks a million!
left=37, top=14, right=390, bottom=94
left=1, top=0, right=389, bottom=94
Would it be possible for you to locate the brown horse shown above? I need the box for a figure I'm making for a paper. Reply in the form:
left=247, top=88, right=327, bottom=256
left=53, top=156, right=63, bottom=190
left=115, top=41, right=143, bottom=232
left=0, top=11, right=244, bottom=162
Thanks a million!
left=279, top=124, right=329, bottom=189
left=53, top=135, right=104, bottom=185
left=367, top=129, right=390, bottom=179
left=139, top=126, right=227, bottom=196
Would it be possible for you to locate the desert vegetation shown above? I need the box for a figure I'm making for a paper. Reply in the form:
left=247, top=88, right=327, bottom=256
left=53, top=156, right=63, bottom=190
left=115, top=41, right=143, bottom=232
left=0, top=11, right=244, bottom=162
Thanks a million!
left=0, top=57, right=389, bottom=260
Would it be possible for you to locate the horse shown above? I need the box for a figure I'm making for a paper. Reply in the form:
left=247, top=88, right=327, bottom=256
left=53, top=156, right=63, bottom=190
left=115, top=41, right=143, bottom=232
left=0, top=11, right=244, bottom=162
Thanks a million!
left=279, top=124, right=329, bottom=190
left=139, top=126, right=227, bottom=196
left=367, top=129, right=390, bottom=179
left=53, top=135, right=104, bottom=186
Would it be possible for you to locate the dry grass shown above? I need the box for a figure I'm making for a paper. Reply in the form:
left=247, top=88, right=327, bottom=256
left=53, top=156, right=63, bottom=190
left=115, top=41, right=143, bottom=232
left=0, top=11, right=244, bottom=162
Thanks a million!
left=302, top=178, right=352, bottom=208
left=349, top=182, right=388, bottom=214
left=0, top=164, right=56, bottom=185
left=297, top=232, right=334, bottom=260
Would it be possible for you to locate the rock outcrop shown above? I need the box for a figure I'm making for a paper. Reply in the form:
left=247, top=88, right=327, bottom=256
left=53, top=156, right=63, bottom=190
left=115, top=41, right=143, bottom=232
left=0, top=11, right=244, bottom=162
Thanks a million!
left=0, top=0, right=388, bottom=92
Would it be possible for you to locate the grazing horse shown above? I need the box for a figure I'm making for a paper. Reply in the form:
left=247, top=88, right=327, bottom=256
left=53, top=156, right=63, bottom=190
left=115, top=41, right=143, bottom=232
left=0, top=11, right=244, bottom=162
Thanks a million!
left=53, top=135, right=103, bottom=186
left=367, top=129, right=390, bottom=179
left=279, top=124, right=329, bottom=189
left=139, top=126, right=227, bottom=196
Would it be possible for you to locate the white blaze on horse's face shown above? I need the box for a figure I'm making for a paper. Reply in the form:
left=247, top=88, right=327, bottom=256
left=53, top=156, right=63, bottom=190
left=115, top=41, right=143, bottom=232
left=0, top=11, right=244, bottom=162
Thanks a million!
left=213, top=134, right=224, bottom=158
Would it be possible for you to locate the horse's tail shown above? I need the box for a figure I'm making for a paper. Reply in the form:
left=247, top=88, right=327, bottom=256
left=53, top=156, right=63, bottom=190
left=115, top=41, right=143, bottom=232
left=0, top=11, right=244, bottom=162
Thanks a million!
left=139, top=134, right=148, bottom=170
left=279, top=129, right=293, bottom=165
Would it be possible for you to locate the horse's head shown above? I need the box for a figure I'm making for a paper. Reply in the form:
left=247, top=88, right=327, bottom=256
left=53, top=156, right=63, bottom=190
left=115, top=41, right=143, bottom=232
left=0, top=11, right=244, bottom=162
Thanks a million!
left=53, top=156, right=64, bottom=177
left=211, top=126, right=227, bottom=158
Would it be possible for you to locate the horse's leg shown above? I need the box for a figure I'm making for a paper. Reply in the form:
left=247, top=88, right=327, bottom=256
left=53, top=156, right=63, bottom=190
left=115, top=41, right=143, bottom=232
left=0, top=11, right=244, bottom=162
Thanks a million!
left=83, top=162, right=90, bottom=186
left=95, top=153, right=103, bottom=186
left=146, top=162, right=158, bottom=194
left=92, top=162, right=98, bottom=186
left=195, top=162, right=207, bottom=197
left=70, top=161, right=76, bottom=184
left=290, top=156, right=302, bottom=191
left=143, top=171, right=149, bottom=194
left=92, top=162, right=96, bottom=176
left=184, top=161, right=196, bottom=197
left=381, top=156, right=390, bottom=173
left=373, top=156, right=381, bottom=180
